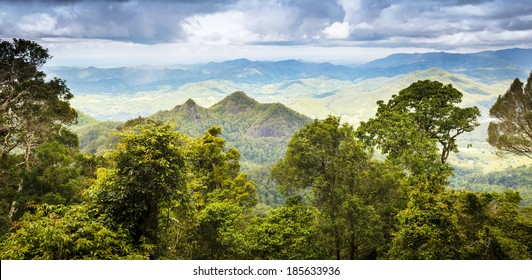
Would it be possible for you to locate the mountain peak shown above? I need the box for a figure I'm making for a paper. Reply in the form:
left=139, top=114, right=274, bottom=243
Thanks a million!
left=220, top=91, right=257, bottom=105
left=167, top=98, right=206, bottom=122
left=213, top=91, right=258, bottom=114
left=184, top=98, right=197, bottom=107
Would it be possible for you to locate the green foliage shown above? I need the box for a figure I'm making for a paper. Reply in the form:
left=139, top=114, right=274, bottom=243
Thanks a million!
left=191, top=202, right=245, bottom=259
left=488, top=71, right=532, bottom=159
left=69, top=120, right=122, bottom=154
left=87, top=124, right=187, bottom=256
left=388, top=181, right=465, bottom=259
left=0, top=38, right=78, bottom=224
left=450, top=165, right=532, bottom=207
left=0, top=141, right=86, bottom=236
left=454, top=190, right=532, bottom=259
left=245, top=164, right=285, bottom=208
left=243, top=197, right=324, bottom=259
left=273, top=116, right=407, bottom=259
left=178, top=126, right=258, bottom=259
left=357, top=80, right=480, bottom=176
left=0, top=38, right=77, bottom=158
left=0, top=204, right=148, bottom=260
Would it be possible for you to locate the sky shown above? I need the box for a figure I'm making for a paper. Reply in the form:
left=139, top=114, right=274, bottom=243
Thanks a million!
left=1, top=0, right=532, bottom=66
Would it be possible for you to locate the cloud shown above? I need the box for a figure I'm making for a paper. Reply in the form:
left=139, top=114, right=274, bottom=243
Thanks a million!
left=1, top=0, right=531, bottom=65
left=322, top=21, right=350, bottom=39
left=0, top=0, right=238, bottom=43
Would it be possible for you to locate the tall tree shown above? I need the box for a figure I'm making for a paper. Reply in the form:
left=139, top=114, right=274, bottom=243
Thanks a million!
left=0, top=39, right=77, bottom=221
left=273, top=116, right=405, bottom=259
left=88, top=124, right=187, bottom=258
left=183, top=126, right=258, bottom=259
left=388, top=181, right=465, bottom=259
left=357, top=80, right=480, bottom=168
left=488, top=72, right=532, bottom=159
left=0, top=38, right=76, bottom=159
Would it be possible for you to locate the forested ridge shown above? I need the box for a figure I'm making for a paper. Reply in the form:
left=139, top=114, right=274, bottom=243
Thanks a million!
left=1, top=39, right=531, bottom=260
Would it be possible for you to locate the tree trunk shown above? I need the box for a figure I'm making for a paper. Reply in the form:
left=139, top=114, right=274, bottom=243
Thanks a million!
left=8, top=132, right=34, bottom=222
left=7, top=181, right=23, bottom=221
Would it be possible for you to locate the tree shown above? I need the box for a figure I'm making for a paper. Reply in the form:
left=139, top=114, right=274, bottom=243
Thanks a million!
left=388, top=181, right=465, bottom=259
left=0, top=204, right=148, bottom=260
left=243, top=197, right=324, bottom=260
left=488, top=72, right=532, bottom=159
left=4, top=141, right=85, bottom=222
left=87, top=124, right=187, bottom=258
left=273, top=116, right=405, bottom=259
left=182, top=126, right=258, bottom=259
left=0, top=38, right=76, bottom=159
left=454, top=190, right=532, bottom=259
left=357, top=80, right=480, bottom=168
left=0, top=38, right=77, bottom=222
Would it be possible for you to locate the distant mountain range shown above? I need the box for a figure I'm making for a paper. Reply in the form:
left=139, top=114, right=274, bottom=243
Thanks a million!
left=46, top=48, right=532, bottom=96
left=61, top=48, right=532, bottom=172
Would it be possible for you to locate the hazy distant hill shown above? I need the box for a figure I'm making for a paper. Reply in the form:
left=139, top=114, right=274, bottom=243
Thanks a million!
left=46, top=48, right=532, bottom=98
left=45, top=59, right=361, bottom=95
left=363, top=48, right=532, bottom=82
left=55, top=48, right=532, bottom=173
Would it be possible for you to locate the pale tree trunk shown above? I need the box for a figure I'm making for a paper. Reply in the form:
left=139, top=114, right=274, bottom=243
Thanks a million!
left=7, top=132, right=34, bottom=222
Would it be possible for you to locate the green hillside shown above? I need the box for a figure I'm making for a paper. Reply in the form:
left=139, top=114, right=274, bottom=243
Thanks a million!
left=151, top=91, right=311, bottom=164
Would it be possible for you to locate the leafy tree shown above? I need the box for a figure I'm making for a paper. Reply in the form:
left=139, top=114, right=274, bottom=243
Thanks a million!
left=454, top=190, right=532, bottom=259
left=488, top=71, right=532, bottom=159
left=0, top=38, right=77, bottom=222
left=0, top=204, right=148, bottom=260
left=87, top=124, right=187, bottom=258
left=243, top=197, right=324, bottom=259
left=357, top=80, right=480, bottom=168
left=273, top=116, right=405, bottom=259
left=388, top=181, right=465, bottom=259
left=2, top=141, right=86, bottom=224
left=181, top=126, right=258, bottom=259
left=191, top=202, right=245, bottom=259
left=246, top=164, right=285, bottom=208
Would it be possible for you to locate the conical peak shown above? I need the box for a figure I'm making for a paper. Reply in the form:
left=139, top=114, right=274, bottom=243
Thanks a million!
left=184, top=98, right=197, bottom=107
left=222, top=91, right=257, bottom=105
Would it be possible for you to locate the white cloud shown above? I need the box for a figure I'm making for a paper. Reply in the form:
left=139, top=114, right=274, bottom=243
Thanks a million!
left=180, top=3, right=298, bottom=45
left=322, top=21, right=350, bottom=39
left=181, top=11, right=261, bottom=45
left=17, top=13, right=58, bottom=35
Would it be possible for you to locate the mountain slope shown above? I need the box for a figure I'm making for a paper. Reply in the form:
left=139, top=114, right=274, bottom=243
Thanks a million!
left=68, top=112, right=122, bottom=154
left=151, top=91, right=312, bottom=164
left=73, top=92, right=311, bottom=165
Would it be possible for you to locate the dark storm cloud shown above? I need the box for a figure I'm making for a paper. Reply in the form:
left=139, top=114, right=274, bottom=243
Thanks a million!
left=0, top=0, right=239, bottom=43
left=336, top=0, right=532, bottom=48
left=0, top=0, right=531, bottom=49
